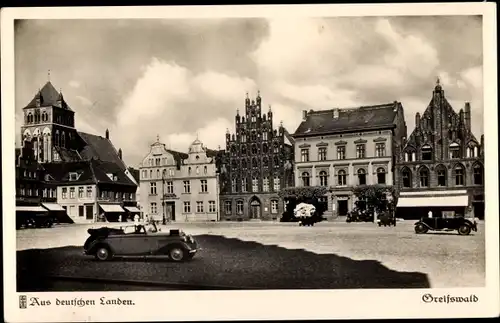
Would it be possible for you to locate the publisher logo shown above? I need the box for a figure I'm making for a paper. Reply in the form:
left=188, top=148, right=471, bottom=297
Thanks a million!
left=19, top=295, right=27, bottom=309
left=422, top=293, right=479, bottom=304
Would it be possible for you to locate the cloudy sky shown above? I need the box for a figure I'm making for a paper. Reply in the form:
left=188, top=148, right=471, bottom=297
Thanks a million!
left=14, top=16, right=483, bottom=167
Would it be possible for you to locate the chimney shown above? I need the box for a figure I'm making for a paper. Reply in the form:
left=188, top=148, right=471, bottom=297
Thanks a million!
left=332, top=108, right=339, bottom=119
left=105, top=128, right=109, bottom=140
left=302, top=110, right=308, bottom=121
left=464, top=102, right=471, bottom=130
left=118, top=148, right=122, bottom=159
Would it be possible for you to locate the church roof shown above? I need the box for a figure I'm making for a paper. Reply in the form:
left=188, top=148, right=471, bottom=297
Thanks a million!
left=293, top=102, right=400, bottom=137
left=77, top=131, right=128, bottom=171
left=24, top=81, right=73, bottom=111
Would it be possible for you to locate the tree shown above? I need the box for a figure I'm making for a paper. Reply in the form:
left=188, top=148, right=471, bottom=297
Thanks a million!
left=279, top=186, right=328, bottom=222
left=352, top=185, right=396, bottom=215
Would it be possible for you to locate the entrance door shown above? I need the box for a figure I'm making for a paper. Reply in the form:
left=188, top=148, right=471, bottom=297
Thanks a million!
left=78, top=206, right=84, bottom=218
left=472, top=202, right=484, bottom=220
left=85, top=205, right=93, bottom=220
left=338, top=200, right=348, bottom=216
left=166, top=202, right=175, bottom=221
left=250, top=200, right=261, bottom=219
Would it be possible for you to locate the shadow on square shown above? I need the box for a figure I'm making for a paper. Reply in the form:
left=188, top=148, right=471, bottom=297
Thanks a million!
left=17, top=234, right=430, bottom=291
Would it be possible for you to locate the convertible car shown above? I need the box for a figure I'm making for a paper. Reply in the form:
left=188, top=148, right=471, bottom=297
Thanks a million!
left=83, top=222, right=199, bottom=262
left=414, top=215, right=478, bottom=236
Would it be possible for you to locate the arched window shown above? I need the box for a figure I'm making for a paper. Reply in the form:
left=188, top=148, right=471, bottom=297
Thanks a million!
left=236, top=200, right=244, bottom=214
left=419, top=167, right=429, bottom=187
left=156, top=169, right=160, bottom=178
left=252, top=177, right=259, bottom=192
left=402, top=168, right=412, bottom=188
left=188, top=167, right=192, bottom=174
left=274, top=156, right=279, bottom=167
left=377, top=167, right=386, bottom=184
left=337, top=170, right=347, bottom=186
left=449, top=142, right=461, bottom=159
left=262, top=143, right=268, bottom=153
left=421, top=145, right=432, bottom=161
left=241, top=145, right=247, bottom=155
left=301, top=172, right=310, bottom=187
left=61, top=132, right=66, bottom=148
left=263, top=157, right=269, bottom=168
left=251, top=131, right=257, bottom=141
left=196, top=166, right=200, bottom=174
left=319, top=171, right=328, bottom=186
left=204, top=166, right=207, bottom=174
left=436, top=165, right=447, bottom=187
left=251, top=144, right=258, bottom=155
left=55, top=131, right=60, bottom=147
left=357, top=168, right=366, bottom=185
left=252, top=158, right=258, bottom=168
left=454, top=164, right=465, bottom=186
left=473, top=164, right=483, bottom=185
left=162, top=169, right=167, bottom=178
left=274, top=142, right=279, bottom=153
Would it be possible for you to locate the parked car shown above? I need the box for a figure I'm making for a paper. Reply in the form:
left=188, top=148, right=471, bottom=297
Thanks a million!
left=16, top=213, right=54, bottom=229
left=346, top=209, right=374, bottom=223
left=83, top=222, right=199, bottom=262
left=414, top=215, right=478, bottom=236
left=376, top=213, right=396, bottom=227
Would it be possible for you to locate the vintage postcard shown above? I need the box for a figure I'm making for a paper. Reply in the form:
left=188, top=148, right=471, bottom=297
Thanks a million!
left=2, top=3, right=499, bottom=322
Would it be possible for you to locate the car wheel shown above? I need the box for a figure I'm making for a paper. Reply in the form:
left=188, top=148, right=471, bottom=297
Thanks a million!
left=169, top=246, right=186, bottom=262
left=95, top=246, right=111, bottom=261
left=415, top=223, right=428, bottom=234
left=458, top=225, right=471, bottom=236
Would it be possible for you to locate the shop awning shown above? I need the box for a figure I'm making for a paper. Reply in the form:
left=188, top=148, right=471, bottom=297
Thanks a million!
left=42, top=203, right=66, bottom=211
left=16, top=206, right=47, bottom=212
left=99, top=204, right=125, bottom=213
left=397, top=195, right=469, bottom=208
left=124, top=206, right=141, bottom=213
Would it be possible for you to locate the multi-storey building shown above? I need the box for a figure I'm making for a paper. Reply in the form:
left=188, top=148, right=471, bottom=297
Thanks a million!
left=139, top=136, right=219, bottom=222
left=395, top=80, right=485, bottom=219
left=218, top=92, right=295, bottom=221
left=291, top=102, right=407, bottom=218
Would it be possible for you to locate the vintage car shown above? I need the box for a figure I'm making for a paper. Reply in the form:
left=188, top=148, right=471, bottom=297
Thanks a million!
left=414, top=215, right=478, bottom=236
left=83, top=222, right=199, bottom=262
left=376, top=213, right=396, bottom=227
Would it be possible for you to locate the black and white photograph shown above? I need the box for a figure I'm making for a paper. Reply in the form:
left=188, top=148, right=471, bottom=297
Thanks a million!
left=2, top=3, right=499, bottom=322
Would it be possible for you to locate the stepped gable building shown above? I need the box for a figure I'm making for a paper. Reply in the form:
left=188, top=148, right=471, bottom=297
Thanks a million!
left=139, top=136, right=219, bottom=222
left=395, top=80, right=485, bottom=219
left=218, top=92, right=295, bottom=221
left=292, top=102, right=407, bottom=218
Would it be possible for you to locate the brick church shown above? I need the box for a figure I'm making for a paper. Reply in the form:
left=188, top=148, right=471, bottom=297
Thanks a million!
left=395, top=80, right=485, bottom=219
left=218, top=92, right=295, bottom=220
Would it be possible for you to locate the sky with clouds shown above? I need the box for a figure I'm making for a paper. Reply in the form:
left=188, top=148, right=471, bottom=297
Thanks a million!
left=14, top=16, right=483, bottom=167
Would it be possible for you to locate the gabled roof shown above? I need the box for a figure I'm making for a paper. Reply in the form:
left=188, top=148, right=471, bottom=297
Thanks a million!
left=24, top=81, right=72, bottom=111
left=293, top=102, right=400, bottom=137
left=42, top=161, right=96, bottom=185
left=90, top=160, right=136, bottom=186
left=77, top=131, right=127, bottom=171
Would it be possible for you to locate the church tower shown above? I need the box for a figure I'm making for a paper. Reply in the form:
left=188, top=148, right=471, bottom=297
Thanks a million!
left=20, top=80, right=78, bottom=163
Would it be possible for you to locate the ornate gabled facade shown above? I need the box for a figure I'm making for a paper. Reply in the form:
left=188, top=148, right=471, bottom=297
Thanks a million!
left=395, top=80, right=485, bottom=219
left=218, top=92, right=295, bottom=221
left=139, top=136, right=219, bottom=222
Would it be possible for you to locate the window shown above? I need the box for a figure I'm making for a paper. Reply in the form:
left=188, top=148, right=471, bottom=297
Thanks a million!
left=252, top=158, right=258, bottom=169
left=337, top=146, right=346, bottom=160
left=454, top=165, right=465, bottom=186
left=274, top=142, right=279, bottom=153
left=20, top=186, right=25, bottom=196
left=78, top=186, right=84, bottom=198
left=301, top=149, right=309, bottom=162
left=183, top=181, right=191, bottom=193
left=150, top=170, right=153, bottom=178
left=337, top=170, right=347, bottom=186
left=51, top=188, right=56, bottom=198
left=188, top=167, right=192, bottom=175
left=196, top=166, right=200, bottom=175
left=69, top=172, right=78, bottom=181
left=241, top=135, right=247, bottom=143
left=156, top=158, right=160, bottom=166
left=252, top=178, right=259, bottom=192
left=87, top=186, right=92, bottom=197
left=402, top=168, right=412, bottom=188
left=301, top=172, right=310, bottom=187
left=274, top=177, right=280, bottom=191
left=356, top=144, right=365, bottom=159
left=319, top=171, right=328, bottom=186
left=162, top=169, right=167, bottom=178
left=204, top=166, right=207, bottom=174
left=419, top=167, right=429, bottom=187
left=196, top=201, right=204, bottom=213
left=115, top=192, right=119, bottom=200
left=271, top=200, right=278, bottom=214
left=169, top=169, right=174, bottom=176
left=209, top=201, right=216, bottom=213
left=375, top=143, right=386, bottom=157
left=236, top=201, right=244, bottom=214
left=263, top=157, right=269, bottom=168
left=251, top=116, right=256, bottom=123
left=142, top=170, right=147, bottom=178
left=150, top=182, right=157, bottom=195
left=225, top=201, right=232, bottom=214
left=201, top=180, right=208, bottom=192
left=274, top=156, right=280, bottom=168
left=449, top=143, right=461, bottom=159
left=241, top=178, right=247, bottom=192
left=166, top=181, right=173, bottom=194
left=183, top=201, right=191, bottom=213
left=61, top=188, right=68, bottom=199
left=263, top=177, right=269, bottom=192
left=251, top=144, right=258, bottom=155
left=437, top=166, right=447, bottom=187
left=263, top=132, right=268, bottom=141
left=231, top=178, right=237, bottom=192
left=150, top=202, right=157, bottom=214
left=357, top=169, right=366, bottom=185
left=421, top=145, right=432, bottom=161
left=473, top=164, right=483, bottom=185
left=376, top=168, right=386, bottom=184
left=242, top=159, right=247, bottom=169
left=318, top=147, right=327, bottom=161
left=156, top=169, right=160, bottom=178
left=70, top=187, right=75, bottom=198
left=263, top=144, right=268, bottom=153
left=42, top=188, right=47, bottom=198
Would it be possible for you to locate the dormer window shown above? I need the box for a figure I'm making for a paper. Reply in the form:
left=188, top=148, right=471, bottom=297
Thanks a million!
left=69, top=172, right=79, bottom=181
left=106, top=173, right=118, bottom=181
